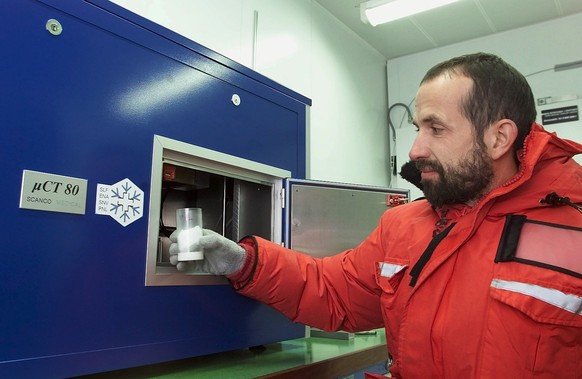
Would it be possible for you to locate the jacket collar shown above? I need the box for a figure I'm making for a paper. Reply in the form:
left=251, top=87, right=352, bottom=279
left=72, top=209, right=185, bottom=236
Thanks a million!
left=434, top=122, right=582, bottom=221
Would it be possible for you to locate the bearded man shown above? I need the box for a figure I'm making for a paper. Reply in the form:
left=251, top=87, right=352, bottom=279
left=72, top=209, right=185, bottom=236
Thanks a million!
left=171, top=53, right=582, bottom=378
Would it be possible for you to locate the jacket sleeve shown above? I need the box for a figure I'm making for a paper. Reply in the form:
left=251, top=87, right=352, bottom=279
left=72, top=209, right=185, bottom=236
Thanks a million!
left=227, top=217, right=392, bottom=333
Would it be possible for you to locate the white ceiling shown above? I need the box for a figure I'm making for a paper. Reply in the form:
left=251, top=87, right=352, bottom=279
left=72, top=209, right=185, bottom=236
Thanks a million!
left=314, top=0, right=582, bottom=60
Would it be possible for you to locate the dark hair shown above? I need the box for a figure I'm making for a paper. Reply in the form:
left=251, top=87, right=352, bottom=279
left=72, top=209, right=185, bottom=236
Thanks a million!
left=421, top=52, right=536, bottom=152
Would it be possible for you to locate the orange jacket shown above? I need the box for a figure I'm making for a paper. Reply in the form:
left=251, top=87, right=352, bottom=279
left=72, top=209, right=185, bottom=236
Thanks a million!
left=231, top=124, right=582, bottom=378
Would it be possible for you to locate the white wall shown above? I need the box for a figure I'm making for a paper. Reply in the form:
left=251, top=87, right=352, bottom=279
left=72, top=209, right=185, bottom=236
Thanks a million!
left=387, top=12, right=582, bottom=200
left=110, top=0, right=391, bottom=187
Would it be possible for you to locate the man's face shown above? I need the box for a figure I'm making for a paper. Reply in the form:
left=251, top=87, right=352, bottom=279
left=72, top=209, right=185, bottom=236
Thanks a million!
left=409, top=74, right=494, bottom=208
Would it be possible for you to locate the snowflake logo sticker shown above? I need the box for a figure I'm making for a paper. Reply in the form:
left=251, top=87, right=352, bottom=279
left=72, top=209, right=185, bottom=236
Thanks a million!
left=95, top=178, right=144, bottom=227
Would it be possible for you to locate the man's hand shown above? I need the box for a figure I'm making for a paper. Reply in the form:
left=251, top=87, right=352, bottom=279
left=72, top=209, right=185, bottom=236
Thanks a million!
left=169, top=229, right=245, bottom=275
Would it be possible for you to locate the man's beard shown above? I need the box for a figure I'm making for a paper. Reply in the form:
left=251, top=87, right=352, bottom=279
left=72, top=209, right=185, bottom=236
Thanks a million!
left=416, top=144, right=494, bottom=208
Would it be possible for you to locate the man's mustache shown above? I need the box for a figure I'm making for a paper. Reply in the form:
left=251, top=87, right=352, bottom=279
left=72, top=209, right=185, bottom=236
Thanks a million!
left=415, top=160, right=441, bottom=172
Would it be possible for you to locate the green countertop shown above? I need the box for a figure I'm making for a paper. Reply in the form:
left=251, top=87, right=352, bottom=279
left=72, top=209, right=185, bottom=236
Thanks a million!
left=82, top=329, right=387, bottom=378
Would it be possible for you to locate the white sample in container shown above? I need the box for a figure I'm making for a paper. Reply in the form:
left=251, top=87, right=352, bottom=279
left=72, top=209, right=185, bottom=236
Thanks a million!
left=175, top=208, right=204, bottom=261
left=177, top=225, right=203, bottom=260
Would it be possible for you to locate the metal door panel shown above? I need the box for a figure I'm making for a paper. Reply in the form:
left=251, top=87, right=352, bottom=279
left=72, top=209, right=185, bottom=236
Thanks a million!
left=285, top=179, right=409, bottom=257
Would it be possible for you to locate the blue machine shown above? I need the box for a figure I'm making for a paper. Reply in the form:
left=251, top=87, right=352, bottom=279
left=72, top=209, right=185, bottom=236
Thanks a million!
left=0, top=0, right=310, bottom=377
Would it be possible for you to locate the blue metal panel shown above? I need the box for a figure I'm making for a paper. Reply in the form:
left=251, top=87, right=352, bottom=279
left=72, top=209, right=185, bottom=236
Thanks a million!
left=0, top=0, right=308, bottom=377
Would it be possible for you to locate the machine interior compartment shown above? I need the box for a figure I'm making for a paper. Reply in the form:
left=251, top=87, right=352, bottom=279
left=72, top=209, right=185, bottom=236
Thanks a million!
left=156, top=163, right=272, bottom=265
left=145, top=135, right=289, bottom=286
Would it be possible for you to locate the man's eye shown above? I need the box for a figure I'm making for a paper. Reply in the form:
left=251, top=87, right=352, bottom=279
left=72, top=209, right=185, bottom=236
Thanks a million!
left=431, top=127, right=444, bottom=134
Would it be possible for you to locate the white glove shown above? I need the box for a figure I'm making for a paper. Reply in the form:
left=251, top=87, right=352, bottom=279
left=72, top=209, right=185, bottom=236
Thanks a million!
left=169, top=228, right=246, bottom=275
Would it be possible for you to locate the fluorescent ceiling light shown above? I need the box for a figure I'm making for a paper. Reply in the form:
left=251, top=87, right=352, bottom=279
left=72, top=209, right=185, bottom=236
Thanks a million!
left=361, top=0, right=460, bottom=26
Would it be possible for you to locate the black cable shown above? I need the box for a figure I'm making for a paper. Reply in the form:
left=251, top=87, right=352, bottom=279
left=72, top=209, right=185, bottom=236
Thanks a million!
left=388, top=102, right=413, bottom=142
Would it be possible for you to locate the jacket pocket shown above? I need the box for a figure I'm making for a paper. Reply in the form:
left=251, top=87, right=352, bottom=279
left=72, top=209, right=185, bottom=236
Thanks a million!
left=375, top=260, right=408, bottom=294
left=480, top=266, right=582, bottom=377
left=490, top=277, right=582, bottom=326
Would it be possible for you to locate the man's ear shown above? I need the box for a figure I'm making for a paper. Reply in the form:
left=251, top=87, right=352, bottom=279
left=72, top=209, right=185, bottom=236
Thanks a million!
left=487, top=119, right=518, bottom=160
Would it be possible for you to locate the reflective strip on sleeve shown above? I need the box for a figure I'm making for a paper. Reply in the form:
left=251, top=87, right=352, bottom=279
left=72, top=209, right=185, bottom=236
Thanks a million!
left=379, top=262, right=407, bottom=278
left=491, top=278, right=582, bottom=315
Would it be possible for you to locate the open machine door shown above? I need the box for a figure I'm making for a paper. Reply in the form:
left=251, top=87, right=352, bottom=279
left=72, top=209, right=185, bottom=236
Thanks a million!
left=283, top=179, right=409, bottom=257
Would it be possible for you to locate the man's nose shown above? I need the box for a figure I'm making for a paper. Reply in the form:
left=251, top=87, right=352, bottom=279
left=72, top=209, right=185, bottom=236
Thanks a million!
left=409, top=134, right=430, bottom=161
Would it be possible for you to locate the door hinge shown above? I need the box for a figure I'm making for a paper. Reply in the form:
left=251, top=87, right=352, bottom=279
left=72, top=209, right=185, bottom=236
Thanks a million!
left=280, top=187, right=286, bottom=209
